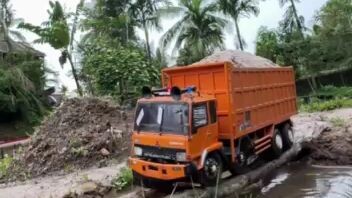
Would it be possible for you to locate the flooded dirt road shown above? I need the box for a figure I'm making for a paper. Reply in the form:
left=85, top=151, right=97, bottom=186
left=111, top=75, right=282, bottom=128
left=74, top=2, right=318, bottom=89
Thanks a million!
left=251, top=162, right=352, bottom=198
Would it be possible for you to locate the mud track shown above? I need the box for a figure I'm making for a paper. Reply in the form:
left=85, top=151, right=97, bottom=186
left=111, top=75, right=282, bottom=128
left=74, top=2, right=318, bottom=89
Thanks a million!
left=1, top=108, right=352, bottom=198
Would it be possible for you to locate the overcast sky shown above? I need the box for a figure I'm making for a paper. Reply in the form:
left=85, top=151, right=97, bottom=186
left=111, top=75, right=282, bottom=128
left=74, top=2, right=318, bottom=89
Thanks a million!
left=10, top=0, right=328, bottom=92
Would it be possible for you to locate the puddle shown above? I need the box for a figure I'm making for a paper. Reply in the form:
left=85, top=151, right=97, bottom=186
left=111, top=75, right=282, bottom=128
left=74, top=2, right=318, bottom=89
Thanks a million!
left=251, top=162, right=352, bottom=198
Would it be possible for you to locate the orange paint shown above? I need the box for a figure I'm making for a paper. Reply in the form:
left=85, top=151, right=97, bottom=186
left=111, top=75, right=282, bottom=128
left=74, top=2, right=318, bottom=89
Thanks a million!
left=130, top=61, right=297, bottom=184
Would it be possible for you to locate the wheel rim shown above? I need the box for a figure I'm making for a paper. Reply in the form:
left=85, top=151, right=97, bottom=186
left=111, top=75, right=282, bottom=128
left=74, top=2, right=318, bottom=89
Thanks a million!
left=288, top=128, right=294, bottom=143
left=275, top=133, right=283, bottom=150
left=204, top=157, right=220, bottom=179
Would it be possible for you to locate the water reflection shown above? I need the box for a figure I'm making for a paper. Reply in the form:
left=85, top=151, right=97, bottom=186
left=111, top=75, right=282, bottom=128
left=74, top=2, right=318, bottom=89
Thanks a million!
left=254, top=163, right=352, bottom=198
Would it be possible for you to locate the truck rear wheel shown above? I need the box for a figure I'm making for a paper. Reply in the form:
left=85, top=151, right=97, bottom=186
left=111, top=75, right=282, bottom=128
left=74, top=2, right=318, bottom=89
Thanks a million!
left=200, top=153, right=223, bottom=187
left=281, top=123, right=294, bottom=150
left=271, top=128, right=284, bottom=158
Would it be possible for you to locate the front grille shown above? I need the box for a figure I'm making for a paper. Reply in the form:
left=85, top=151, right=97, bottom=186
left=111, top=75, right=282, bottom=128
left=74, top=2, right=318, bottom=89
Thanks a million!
left=136, top=144, right=184, bottom=161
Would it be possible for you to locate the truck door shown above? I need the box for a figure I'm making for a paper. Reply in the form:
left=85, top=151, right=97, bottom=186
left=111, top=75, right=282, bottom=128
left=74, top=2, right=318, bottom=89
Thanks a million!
left=207, top=101, right=218, bottom=145
left=189, top=102, right=217, bottom=159
left=189, top=103, right=208, bottom=157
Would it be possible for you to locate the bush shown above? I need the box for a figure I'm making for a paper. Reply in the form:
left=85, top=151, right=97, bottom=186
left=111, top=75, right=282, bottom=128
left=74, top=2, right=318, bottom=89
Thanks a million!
left=81, top=37, right=160, bottom=105
left=0, top=155, right=13, bottom=179
left=314, top=86, right=352, bottom=98
left=111, top=167, right=133, bottom=191
left=0, top=53, right=49, bottom=126
left=300, top=98, right=352, bottom=112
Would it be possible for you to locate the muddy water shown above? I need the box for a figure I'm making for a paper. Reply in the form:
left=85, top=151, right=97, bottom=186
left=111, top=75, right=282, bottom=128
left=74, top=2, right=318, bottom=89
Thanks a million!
left=250, top=162, right=352, bottom=198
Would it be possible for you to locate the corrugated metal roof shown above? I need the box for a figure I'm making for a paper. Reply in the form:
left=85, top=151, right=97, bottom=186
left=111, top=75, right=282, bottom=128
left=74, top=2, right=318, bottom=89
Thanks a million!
left=0, top=38, right=45, bottom=57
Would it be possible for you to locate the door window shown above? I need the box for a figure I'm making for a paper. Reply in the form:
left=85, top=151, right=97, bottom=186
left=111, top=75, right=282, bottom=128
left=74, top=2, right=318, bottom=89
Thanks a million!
left=192, top=103, right=208, bottom=133
left=209, top=101, right=217, bottom=124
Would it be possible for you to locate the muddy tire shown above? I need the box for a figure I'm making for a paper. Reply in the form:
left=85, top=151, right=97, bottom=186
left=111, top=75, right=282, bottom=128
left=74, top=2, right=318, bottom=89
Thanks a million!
left=270, top=128, right=284, bottom=158
left=200, top=153, right=223, bottom=187
left=229, top=138, right=254, bottom=175
left=281, top=123, right=294, bottom=150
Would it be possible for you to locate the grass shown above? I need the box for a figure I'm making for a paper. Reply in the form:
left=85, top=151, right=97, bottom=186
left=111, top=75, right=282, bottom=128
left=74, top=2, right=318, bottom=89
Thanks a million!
left=300, top=98, right=352, bottom=112
left=300, top=86, right=352, bottom=112
left=0, top=155, right=13, bottom=179
left=111, top=167, right=133, bottom=191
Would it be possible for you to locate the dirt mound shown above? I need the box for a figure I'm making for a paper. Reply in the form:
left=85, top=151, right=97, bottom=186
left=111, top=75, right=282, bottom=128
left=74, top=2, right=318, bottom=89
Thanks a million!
left=5, top=98, right=132, bottom=181
left=192, top=50, right=279, bottom=68
left=307, top=121, right=352, bottom=165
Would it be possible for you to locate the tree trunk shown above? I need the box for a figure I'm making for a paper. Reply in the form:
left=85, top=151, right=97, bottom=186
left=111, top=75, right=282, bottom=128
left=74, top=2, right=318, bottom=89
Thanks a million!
left=234, top=19, right=244, bottom=51
left=290, top=0, right=304, bottom=38
left=143, top=21, right=152, bottom=60
left=67, top=51, right=83, bottom=96
left=169, top=145, right=302, bottom=198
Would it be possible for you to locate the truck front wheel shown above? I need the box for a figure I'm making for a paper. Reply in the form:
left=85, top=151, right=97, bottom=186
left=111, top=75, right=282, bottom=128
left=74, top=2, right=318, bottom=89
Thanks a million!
left=200, top=153, right=223, bottom=187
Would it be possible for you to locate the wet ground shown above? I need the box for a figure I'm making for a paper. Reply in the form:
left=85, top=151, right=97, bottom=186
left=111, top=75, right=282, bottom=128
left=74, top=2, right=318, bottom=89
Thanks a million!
left=250, top=161, right=352, bottom=198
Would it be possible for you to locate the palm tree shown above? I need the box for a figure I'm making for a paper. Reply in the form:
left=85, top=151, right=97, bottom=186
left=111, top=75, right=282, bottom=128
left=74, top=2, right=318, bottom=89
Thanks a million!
left=278, top=0, right=304, bottom=38
left=160, top=0, right=228, bottom=64
left=80, top=0, right=137, bottom=46
left=218, top=0, right=259, bottom=51
left=0, top=0, right=48, bottom=122
left=129, top=0, right=169, bottom=60
left=0, top=0, right=27, bottom=52
left=19, top=1, right=84, bottom=96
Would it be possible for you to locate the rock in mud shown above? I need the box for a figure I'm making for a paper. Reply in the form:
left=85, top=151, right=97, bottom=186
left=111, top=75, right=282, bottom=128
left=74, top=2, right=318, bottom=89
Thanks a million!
left=307, top=116, right=352, bottom=165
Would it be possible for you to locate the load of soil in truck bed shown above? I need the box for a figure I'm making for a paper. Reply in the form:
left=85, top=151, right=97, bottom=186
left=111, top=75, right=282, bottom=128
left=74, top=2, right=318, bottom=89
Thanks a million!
left=2, top=98, right=132, bottom=182
left=192, top=50, right=280, bottom=68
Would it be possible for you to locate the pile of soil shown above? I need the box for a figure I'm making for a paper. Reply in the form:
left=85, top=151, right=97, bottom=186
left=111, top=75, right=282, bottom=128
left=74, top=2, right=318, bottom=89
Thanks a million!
left=4, top=97, right=132, bottom=181
left=192, top=50, right=279, bottom=68
left=307, top=122, right=352, bottom=165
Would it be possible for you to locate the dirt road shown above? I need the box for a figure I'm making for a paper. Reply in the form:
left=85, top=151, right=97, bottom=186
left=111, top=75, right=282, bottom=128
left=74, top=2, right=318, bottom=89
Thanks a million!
left=1, top=108, right=351, bottom=198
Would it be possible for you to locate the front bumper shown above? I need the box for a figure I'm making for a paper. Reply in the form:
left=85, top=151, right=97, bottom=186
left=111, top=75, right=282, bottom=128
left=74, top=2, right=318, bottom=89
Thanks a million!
left=129, top=157, right=197, bottom=180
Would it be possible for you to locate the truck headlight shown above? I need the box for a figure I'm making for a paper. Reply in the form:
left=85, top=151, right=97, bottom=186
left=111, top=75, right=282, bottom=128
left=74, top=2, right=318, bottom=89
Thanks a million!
left=176, top=152, right=187, bottom=162
left=134, top=146, right=143, bottom=156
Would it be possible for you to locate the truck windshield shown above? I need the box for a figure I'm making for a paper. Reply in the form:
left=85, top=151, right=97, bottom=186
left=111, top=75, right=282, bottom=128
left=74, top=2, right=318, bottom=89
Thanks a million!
left=134, top=102, right=189, bottom=135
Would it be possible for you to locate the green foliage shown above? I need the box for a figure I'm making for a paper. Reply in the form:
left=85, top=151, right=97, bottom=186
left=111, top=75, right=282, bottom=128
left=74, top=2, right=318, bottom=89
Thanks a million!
left=129, top=0, right=169, bottom=59
left=315, top=86, right=352, bottom=98
left=218, top=0, right=260, bottom=50
left=19, top=0, right=83, bottom=96
left=300, top=98, right=352, bottom=112
left=255, top=0, right=352, bottom=79
left=111, top=167, right=133, bottom=191
left=81, top=0, right=137, bottom=45
left=255, top=26, right=280, bottom=62
left=0, top=155, right=13, bottom=179
left=0, top=53, right=47, bottom=124
left=19, top=1, right=69, bottom=49
left=161, top=0, right=229, bottom=65
left=81, top=37, right=160, bottom=104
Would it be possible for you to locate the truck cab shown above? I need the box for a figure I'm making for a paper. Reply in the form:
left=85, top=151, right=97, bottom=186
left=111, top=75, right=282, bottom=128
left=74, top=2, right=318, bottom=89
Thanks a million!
left=129, top=87, right=223, bottom=187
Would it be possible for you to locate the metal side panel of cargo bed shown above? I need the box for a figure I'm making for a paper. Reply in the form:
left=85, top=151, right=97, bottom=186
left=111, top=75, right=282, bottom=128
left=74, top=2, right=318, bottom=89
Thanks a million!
left=162, top=62, right=297, bottom=139
left=162, top=62, right=235, bottom=139
left=231, top=66, right=297, bottom=139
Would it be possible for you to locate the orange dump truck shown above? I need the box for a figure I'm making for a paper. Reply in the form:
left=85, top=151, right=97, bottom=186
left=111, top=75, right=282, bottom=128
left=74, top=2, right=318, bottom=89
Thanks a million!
left=129, top=59, right=297, bottom=187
